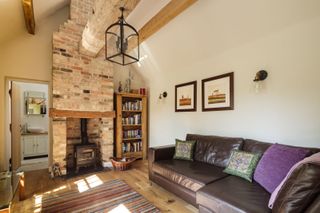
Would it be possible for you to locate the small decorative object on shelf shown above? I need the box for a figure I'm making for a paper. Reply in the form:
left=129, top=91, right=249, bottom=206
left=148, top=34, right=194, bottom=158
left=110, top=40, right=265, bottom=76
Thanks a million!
left=115, top=93, right=147, bottom=160
left=118, top=81, right=123, bottom=93
left=139, top=88, right=146, bottom=95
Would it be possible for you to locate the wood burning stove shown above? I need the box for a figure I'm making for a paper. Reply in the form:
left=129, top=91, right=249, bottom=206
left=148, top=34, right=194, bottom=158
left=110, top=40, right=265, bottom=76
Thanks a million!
left=75, top=118, right=98, bottom=173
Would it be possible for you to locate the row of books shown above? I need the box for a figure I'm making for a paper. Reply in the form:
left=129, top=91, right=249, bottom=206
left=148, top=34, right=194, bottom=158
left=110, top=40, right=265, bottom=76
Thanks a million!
left=123, top=130, right=142, bottom=139
left=122, top=100, right=142, bottom=111
left=123, top=141, right=142, bottom=153
left=122, top=114, right=141, bottom=125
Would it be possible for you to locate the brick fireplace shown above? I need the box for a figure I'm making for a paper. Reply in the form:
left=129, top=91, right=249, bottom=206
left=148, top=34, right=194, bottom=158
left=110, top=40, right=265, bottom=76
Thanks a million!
left=50, top=0, right=115, bottom=175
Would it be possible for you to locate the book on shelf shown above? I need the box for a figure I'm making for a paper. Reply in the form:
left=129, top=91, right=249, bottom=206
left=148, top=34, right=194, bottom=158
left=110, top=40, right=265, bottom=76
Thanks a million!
left=123, top=129, right=142, bottom=139
left=122, top=114, right=141, bottom=125
left=122, top=100, right=142, bottom=111
left=122, top=141, right=142, bottom=153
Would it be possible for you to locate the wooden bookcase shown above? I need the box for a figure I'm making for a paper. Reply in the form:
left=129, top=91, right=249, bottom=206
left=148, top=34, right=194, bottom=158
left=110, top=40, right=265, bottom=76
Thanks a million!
left=115, top=93, right=147, bottom=160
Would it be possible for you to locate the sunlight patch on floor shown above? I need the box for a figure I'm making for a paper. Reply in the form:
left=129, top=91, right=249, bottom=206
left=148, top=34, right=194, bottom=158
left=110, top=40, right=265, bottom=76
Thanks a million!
left=108, top=204, right=131, bottom=213
left=74, top=174, right=103, bottom=193
left=33, top=184, right=67, bottom=212
left=86, top=174, right=103, bottom=188
left=74, top=179, right=89, bottom=193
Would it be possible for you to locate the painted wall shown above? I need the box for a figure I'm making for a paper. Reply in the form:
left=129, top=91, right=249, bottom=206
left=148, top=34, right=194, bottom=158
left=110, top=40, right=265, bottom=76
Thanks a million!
left=113, top=64, right=147, bottom=93
left=135, top=0, right=320, bottom=148
left=0, top=6, right=69, bottom=170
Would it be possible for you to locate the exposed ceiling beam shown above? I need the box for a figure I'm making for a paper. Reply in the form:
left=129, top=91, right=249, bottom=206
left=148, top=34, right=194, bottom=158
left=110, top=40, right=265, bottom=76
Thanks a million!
left=22, top=0, right=35, bottom=34
left=138, top=0, right=197, bottom=46
left=98, top=0, right=198, bottom=57
left=80, top=0, right=140, bottom=56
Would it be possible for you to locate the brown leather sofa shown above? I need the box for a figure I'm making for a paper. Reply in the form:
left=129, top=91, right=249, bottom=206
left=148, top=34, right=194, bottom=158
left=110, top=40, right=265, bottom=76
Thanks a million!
left=148, top=134, right=320, bottom=213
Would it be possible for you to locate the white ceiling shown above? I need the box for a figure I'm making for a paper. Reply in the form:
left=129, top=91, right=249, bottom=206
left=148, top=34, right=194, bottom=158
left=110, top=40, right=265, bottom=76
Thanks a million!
left=127, top=0, right=171, bottom=31
left=0, top=0, right=69, bottom=45
left=0, top=0, right=171, bottom=47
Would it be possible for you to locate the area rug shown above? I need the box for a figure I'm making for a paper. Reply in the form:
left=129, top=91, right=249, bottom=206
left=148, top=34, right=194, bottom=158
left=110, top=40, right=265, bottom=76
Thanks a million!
left=41, top=179, right=160, bottom=213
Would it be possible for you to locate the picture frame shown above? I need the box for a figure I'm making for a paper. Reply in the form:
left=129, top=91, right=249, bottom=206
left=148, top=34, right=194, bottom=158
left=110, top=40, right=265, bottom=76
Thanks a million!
left=202, top=72, right=234, bottom=111
left=175, top=81, right=197, bottom=112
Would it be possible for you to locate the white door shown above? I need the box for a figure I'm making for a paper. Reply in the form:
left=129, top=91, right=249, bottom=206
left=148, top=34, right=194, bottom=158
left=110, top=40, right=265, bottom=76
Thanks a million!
left=23, top=136, right=36, bottom=157
left=11, top=82, right=22, bottom=170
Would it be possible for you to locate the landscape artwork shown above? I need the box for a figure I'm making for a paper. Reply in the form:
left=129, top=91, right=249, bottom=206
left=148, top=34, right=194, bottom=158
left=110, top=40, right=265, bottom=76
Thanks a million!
left=175, top=81, right=197, bottom=112
left=202, top=72, right=234, bottom=111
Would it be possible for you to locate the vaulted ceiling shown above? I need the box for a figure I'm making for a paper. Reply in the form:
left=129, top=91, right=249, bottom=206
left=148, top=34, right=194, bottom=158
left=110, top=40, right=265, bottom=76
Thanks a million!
left=0, top=0, right=197, bottom=54
left=0, top=0, right=69, bottom=45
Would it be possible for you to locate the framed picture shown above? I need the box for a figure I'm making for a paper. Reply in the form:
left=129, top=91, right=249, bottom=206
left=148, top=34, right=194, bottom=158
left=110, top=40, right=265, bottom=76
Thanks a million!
left=202, top=72, right=234, bottom=111
left=175, top=81, right=197, bottom=112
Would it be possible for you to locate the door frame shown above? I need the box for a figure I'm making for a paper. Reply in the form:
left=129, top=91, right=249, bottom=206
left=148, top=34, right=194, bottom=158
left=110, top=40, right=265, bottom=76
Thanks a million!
left=4, top=76, right=52, bottom=171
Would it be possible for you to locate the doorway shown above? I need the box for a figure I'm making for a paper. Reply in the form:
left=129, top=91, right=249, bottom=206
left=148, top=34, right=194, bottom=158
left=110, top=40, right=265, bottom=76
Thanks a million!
left=6, top=79, right=49, bottom=171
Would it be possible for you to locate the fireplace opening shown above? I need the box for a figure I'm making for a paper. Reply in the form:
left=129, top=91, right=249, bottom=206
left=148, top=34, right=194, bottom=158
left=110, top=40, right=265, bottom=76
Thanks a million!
left=74, top=118, right=98, bottom=173
left=66, top=118, right=102, bottom=176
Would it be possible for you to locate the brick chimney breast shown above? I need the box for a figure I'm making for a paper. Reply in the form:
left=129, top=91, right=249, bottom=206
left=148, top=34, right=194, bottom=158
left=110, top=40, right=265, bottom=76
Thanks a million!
left=51, top=0, right=114, bottom=175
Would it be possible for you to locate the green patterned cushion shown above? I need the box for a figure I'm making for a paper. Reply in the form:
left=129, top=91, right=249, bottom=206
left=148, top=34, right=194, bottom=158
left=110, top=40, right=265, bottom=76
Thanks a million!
left=223, top=150, right=261, bottom=182
left=173, top=139, right=196, bottom=161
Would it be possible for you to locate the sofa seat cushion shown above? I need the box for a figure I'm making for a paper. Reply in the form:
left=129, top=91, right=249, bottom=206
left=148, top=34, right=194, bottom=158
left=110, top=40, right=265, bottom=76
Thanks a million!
left=152, top=159, right=228, bottom=192
left=196, top=176, right=271, bottom=213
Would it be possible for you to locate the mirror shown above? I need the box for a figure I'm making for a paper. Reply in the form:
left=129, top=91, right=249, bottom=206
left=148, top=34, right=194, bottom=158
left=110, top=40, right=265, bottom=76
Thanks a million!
left=25, top=91, right=47, bottom=115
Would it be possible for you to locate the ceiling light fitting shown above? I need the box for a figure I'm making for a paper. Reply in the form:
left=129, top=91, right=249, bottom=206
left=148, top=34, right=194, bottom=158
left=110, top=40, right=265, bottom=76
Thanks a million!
left=105, top=7, right=140, bottom=66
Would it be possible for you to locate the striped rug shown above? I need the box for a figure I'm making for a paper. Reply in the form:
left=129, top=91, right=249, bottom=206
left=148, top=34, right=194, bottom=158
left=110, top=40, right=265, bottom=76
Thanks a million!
left=41, top=179, right=160, bottom=213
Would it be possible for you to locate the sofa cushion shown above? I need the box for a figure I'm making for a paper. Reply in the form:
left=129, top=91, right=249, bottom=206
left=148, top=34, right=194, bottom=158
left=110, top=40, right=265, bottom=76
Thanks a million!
left=186, top=134, right=243, bottom=167
left=196, top=176, right=271, bottom=213
left=254, top=144, right=310, bottom=193
left=173, top=139, right=196, bottom=161
left=152, top=159, right=228, bottom=192
left=223, top=150, right=261, bottom=182
left=272, top=163, right=320, bottom=213
left=305, top=194, right=320, bottom=213
left=242, top=139, right=271, bottom=155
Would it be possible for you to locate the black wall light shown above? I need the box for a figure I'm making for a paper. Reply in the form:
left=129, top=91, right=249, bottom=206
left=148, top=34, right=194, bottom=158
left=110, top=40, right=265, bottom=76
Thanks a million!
left=254, top=70, right=268, bottom=81
left=253, top=70, right=268, bottom=92
left=105, top=7, right=139, bottom=66
left=159, top=92, right=168, bottom=99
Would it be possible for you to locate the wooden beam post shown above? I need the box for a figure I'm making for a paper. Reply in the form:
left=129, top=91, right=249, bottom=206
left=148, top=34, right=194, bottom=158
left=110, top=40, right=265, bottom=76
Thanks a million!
left=22, top=0, right=36, bottom=34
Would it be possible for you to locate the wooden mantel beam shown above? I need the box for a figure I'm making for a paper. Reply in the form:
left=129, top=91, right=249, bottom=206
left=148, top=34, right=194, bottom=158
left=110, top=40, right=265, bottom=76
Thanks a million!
left=49, top=108, right=116, bottom=119
left=22, top=0, right=35, bottom=34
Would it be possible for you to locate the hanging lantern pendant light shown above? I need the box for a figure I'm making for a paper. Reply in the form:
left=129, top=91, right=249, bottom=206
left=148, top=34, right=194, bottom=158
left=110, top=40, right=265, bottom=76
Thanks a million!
left=105, top=7, right=140, bottom=66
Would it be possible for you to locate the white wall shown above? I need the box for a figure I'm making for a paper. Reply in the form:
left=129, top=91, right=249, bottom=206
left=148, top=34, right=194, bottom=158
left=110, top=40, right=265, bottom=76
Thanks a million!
left=113, top=64, right=146, bottom=93
left=135, top=0, right=320, bottom=148
left=0, top=6, right=69, bottom=170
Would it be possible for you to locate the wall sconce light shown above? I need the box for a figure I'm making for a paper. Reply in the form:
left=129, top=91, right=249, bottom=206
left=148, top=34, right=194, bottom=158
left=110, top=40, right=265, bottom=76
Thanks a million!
left=253, top=70, right=268, bottom=92
left=254, top=70, right=268, bottom=82
left=159, top=91, right=167, bottom=99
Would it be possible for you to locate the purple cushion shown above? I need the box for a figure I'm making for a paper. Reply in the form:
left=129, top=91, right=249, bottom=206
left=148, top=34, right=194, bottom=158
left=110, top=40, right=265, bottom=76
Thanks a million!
left=253, top=144, right=309, bottom=193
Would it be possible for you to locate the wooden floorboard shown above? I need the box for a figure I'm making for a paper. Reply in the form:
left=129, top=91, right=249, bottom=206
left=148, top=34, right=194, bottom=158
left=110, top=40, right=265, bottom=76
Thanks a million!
left=11, top=160, right=198, bottom=213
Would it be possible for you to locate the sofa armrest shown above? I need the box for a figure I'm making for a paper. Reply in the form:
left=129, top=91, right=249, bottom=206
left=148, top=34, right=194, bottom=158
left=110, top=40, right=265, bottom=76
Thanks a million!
left=148, top=145, right=175, bottom=163
left=148, top=145, right=175, bottom=180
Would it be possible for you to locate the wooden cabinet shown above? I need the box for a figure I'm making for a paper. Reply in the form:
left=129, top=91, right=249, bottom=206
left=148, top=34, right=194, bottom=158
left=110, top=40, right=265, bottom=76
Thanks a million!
left=21, top=134, right=48, bottom=158
left=115, top=93, right=147, bottom=160
left=23, top=137, right=35, bottom=156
